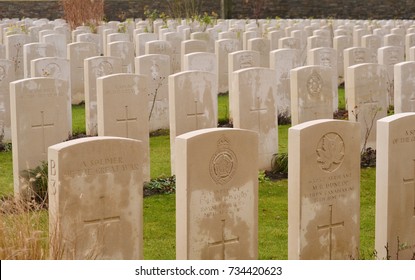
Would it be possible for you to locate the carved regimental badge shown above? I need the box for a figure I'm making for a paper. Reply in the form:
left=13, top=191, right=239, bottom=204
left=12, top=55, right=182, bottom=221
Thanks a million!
left=42, top=63, right=62, bottom=78
left=307, top=70, right=323, bottom=97
left=209, top=135, right=238, bottom=185
left=96, top=61, right=113, bottom=77
left=316, top=132, right=345, bottom=172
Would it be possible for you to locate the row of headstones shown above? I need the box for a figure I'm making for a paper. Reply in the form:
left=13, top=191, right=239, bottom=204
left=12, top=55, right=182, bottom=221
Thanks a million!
left=6, top=52, right=415, bottom=197
left=47, top=114, right=415, bottom=260
left=2, top=16, right=415, bottom=95
left=2, top=18, right=415, bottom=201
left=2, top=15, right=415, bottom=126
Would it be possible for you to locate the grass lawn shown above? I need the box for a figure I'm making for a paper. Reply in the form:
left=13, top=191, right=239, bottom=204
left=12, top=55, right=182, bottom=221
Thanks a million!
left=0, top=91, right=378, bottom=260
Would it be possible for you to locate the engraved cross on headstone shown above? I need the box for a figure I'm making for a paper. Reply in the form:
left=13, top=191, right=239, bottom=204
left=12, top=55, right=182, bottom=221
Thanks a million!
left=31, top=111, right=54, bottom=154
left=187, top=99, right=204, bottom=129
left=83, top=195, right=121, bottom=244
left=116, top=105, right=137, bottom=138
left=402, top=159, right=415, bottom=217
left=317, top=204, right=345, bottom=260
left=208, top=219, right=239, bottom=259
left=250, top=96, right=267, bottom=131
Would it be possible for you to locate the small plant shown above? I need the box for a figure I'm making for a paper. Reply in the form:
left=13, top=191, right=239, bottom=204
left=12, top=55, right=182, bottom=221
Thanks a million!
left=267, top=152, right=288, bottom=180
left=117, top=22, right=127, bottom=33
left=143, top=6, right=160, bottom=33
left=258, top=170, right=269, bottom=183
left=144, top=176, right=176, bottom=197
left=351, top=104, right=382, bottom=155
left=277, top=112, right=291, bottom=125
left=148, top=71, right=167, bottom=121
left=20, top=161, right=49, bottom=206
left=360, top=147, right=376, bottom=168
left=6, top=23, right=28, bottom=35
left=196, top=11, right=218, bottom=31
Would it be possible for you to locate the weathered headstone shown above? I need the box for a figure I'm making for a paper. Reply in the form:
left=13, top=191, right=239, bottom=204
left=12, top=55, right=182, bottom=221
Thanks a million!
left=307, top=35, right=331, bottom=53
left=135, top=54, right=171, bottom=132
left=135, top=33, right=157, bottom=57
left=242, top=31, right=259, bottom=50
left=353, top=27, right=368, bottom=47
left=163, top=31, right=183, bottom=73
left=77, top=33, right=102, bottom=55
left=5, top=34, right=31, bottom=79
left=270, top=48, right=301, bottom=118
left=346, top=63, right=388, bottom=151
left=169, top=70, right=218, bottom=174
left=10, top=77, right=70, bottom=196
left=84, top=56, right=122, bottom=136
left=405, top=33, right=415, bottom=60
left=30, top=57, right=72, bottom=132
left=48, top=136, right=143, bottom=259
left=215, top=39, right=240, bottom=93
left=333, top=36, right=353, bottom=84
left=68, top=42, right=99, bottom=104
left=42, top=33, right=67, bottom=58
left=176, top=128, right=258, bottom=260
left=0, top=59, right=14, bottom=142
left=228, top=50, right=260, bottom=119
left=288, top=119, right=360, bottom=259
left=97, top=73, right=150, bottom=182
left=268, top=30, right=285, bottom=51
left=378, top=46, right=404, bottom=106
left=180, top=39, right=207, bottom=71
left=247, top=37, right=270, bottom=68
left=361, top=34, right=382, bottom=52
left=278, top=37, right=301, bottom=50
left=232, top=67, right=278, bottom=170
left=290, top=65, right=334, bottom=126
left=308, top=47, right=339, bottom=112
left=375, top=113, right=415, bottom=260
left=343, top=47, right=373, bottom=87
left=107, top=41, right=135, bottom=73
left=101, top=28, right=117, bottom=56
left=23, top=42, right=56, bottom=78
left=394, top=61, right=415, bottom=113
left=384, top=34, right=404, bottom=48
left=183, top=52, right=217, bottom=75
left=145, top=40, right=172, bottom=57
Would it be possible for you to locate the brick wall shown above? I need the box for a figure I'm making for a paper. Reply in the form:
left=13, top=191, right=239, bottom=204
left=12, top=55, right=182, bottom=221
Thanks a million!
left=0, top=0, right=414, bottom=22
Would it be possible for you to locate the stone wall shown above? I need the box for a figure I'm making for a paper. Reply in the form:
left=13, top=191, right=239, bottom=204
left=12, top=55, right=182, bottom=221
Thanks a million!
left=0, top=0, right=414, bottom=21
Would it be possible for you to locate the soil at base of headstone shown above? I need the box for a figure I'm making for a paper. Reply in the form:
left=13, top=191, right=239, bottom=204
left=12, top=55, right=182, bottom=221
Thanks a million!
left=334, top=109, right=348, bottom=120
left=265, top=170, right=288, bottom=181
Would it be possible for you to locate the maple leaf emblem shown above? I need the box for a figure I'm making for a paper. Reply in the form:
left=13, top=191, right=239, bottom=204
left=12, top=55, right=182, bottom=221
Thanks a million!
left=316, top=133, right=345, bottom=172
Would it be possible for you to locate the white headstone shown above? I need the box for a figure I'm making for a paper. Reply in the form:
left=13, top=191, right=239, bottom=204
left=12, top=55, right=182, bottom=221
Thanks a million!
left=135, top=54, right=171, bottom=132
left=68, top=42, right=99, bottom=105
left=288, top=119, right=361, bottom=259
left=169, top=71, right=218, bottom=174
left=84, top=56, right=122, bottom=136
left=376, top=113, right=415, bottom=260
left=0, top=59, right=14, bottom=141
left=176, top=128, right=258, bottom=260
left=48, top=136, right=144, bottom=259
left=232, top=67, right=278, bottom=170
left=97, top=73, right=150, bottom=181
left=270, top=48, right=301, bottom=118
left=10, top=77, right=70, bottom=196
